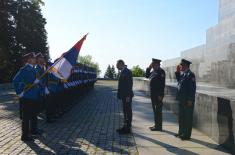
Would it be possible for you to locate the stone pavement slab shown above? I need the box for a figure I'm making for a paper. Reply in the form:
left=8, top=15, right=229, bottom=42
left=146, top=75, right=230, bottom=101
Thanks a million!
left=0, top=80, right=232, bottom=154
left=0, top=81, right=138, bottom=155
left=132, top=91, right=232, bottom=155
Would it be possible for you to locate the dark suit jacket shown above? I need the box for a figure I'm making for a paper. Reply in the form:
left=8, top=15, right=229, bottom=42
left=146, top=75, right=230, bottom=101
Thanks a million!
left=117, top=67, right=134, bottom=99
left=175, top=70, right=196, bottom=102
left=145, top=67, right=165, bottom=97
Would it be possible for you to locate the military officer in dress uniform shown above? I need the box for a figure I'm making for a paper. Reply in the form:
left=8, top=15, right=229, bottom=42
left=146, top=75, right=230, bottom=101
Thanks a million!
left=175, top=59, right=196, bottom=140
left=57, top=79, right=65, bottom=116
left=35, top=53, right=46, bottom=113
left=46, top=63, right=58, bottom=123
left=146, top=58, right=165, bottom=131
left=13, top=52, right=41, bottom=141
left=116, top=60, right=134, bottom=134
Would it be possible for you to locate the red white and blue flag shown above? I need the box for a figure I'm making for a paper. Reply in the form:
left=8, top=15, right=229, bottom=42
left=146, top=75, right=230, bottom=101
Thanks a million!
left=50, top=34, right=87, bottom=80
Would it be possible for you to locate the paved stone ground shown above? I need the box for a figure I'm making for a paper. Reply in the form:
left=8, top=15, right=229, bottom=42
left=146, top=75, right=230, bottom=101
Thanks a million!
left=0, top=80, right=232, bottom=155
left=0, top=81, right=137, bottom=155
left=132, top=91, right=232, bottom=155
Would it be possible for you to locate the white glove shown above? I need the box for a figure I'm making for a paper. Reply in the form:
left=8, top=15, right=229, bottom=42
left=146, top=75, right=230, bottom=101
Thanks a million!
left=34, top=79, right=40, bottom=84
left=45, top=87, right=50, bottom=95
left=18, top=92, right=24, bottom=98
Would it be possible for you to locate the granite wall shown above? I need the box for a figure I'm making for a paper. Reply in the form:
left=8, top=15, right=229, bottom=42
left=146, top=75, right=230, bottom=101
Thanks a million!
left=162, top=0, right=235, bottom=88
left=219, top=0, right=235, bottom=22
left=133, top=78, right=235, bottom=153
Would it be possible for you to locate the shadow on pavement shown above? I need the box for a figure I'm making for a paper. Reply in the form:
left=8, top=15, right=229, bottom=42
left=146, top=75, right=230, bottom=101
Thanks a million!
left=132, top=90, right=231, bottom=155
left=134, top=133, right=199, bottom=155
left=163, top=129, right=230, bottom=154
left=23, top=84, right=137, bottom=154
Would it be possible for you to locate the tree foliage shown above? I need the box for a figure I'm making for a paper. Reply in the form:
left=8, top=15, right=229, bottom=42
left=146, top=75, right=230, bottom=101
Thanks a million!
left=132, top=65, right=145, bottom=77
left=78, top=55, right=101, bottom=76
left=0, top=0, right=48, bottom=83
left=104, top=65, right=116, bottom=79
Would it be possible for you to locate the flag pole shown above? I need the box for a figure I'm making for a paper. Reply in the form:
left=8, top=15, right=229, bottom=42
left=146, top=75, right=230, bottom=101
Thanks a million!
left=23, top=33, right=88, bottom=93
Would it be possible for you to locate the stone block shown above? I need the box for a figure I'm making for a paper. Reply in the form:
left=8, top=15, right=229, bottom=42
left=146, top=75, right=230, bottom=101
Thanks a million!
left=162, top=0, right=235, bottom=88
left=133, top=78, right=235, bottom=153
left=219, top=0, right=235, bottom=22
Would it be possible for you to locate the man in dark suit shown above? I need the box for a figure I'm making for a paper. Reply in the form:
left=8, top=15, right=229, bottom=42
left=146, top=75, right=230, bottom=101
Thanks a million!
left=175, top=59, right=196, bottom=140
left=116, top=60, right=134, bottom=134
left=146, top=58, right=165, bottom=131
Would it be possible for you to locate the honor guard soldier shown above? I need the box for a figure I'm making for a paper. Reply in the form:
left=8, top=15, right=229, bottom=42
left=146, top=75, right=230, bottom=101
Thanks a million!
left=175, top=59, right=196, bottom=140
left=13, top=52, right=41, bottom=141
left=116, top=60, right=134, bottom=134
left=57, top=79, right=65, bottom=115
left=46, top=63, right=59, bottom=123
left=146, top=58, right=165, bottom=131
left=35, top=53, right=46, bottom=113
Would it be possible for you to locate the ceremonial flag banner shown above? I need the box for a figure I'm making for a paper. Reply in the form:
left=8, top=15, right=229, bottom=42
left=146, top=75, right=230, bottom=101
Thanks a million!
left=50, top=34, right=87, bottom=80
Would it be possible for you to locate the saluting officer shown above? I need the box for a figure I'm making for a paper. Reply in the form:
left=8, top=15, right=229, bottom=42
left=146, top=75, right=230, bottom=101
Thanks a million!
left=146, top=58, right=165, bottom=131
left=13, top=52, right=41, bottom=141
left=116, top=60, right=134, bottom=134
left=175, top=59, right=196, bottom=140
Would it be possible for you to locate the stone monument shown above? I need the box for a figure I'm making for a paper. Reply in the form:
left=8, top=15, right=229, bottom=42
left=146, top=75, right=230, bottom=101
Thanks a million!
left=161, top=0, right=235, bottom=153
left=162, top=0, right=235, bottom=88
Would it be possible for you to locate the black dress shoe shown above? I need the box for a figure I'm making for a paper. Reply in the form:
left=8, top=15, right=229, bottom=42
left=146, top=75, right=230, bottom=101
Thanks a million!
left=180, top=136, right=191, bottom=140
left=150, top=127, right=162, bottom=131
left=21, top=136, right=34, bottom=141
left=149, top=125, right=156, bottom=130
left=118, top=128, right=131, bottom=134
left=174, top=133, right=181, bottom=137
left=116, top=127, right=125, bottom=132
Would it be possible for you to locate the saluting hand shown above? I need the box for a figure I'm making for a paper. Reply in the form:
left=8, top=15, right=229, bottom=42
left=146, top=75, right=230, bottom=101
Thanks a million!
left=176, top=64, right=181, bottom=72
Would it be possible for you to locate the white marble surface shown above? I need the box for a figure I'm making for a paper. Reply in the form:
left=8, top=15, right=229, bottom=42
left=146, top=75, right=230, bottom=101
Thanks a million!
left=162, top=0, right=235, bottom=87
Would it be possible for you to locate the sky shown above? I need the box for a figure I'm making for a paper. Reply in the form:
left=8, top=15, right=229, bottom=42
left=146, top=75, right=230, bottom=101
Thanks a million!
left=41, top=0, right=218, bottom=76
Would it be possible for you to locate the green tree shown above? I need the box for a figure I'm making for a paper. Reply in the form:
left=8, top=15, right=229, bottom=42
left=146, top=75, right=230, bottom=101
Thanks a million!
left=132, top=65, right=145, bottom=77
left=0, top=0, right=19, bottom=82
left=104, top=65, right=114, bottom=79
left=78, top=55, right=101, bottom=76
left=0, top=0, right=49, bottom=83
left=111, top=65, right=116, bottom=79
left=14, top=0, right=49, bottom=59
left=104, top=65, right=116, bottom=79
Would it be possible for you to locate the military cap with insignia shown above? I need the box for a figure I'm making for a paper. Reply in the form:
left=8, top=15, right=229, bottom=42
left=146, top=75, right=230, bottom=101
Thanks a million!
left=152, top=58, right=161, bottom=64
left=180, top=59, right=192, bottom=66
